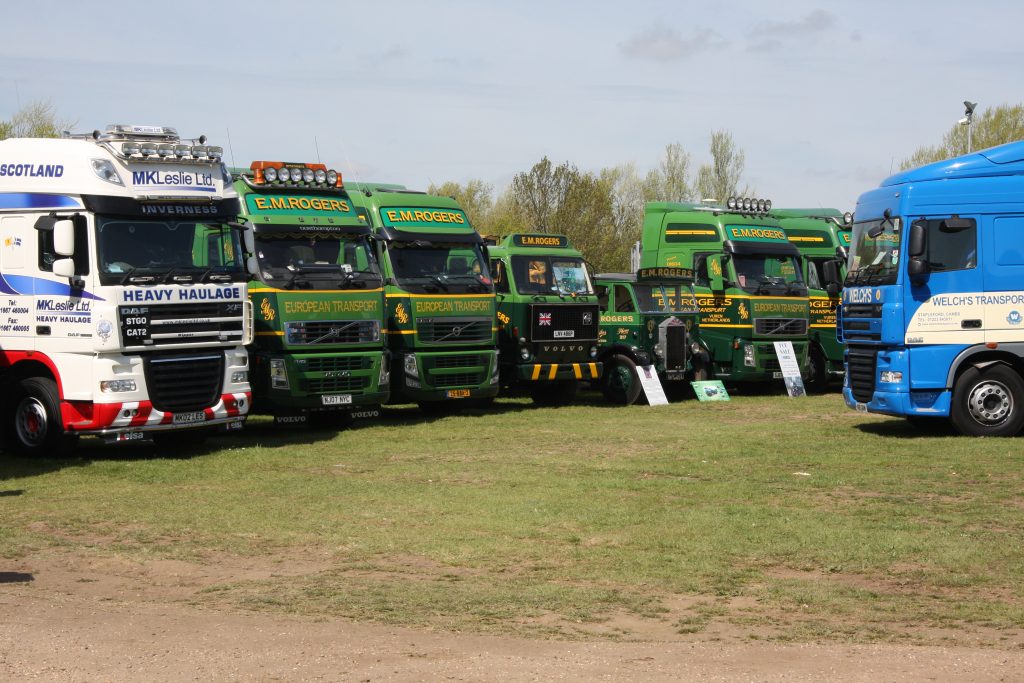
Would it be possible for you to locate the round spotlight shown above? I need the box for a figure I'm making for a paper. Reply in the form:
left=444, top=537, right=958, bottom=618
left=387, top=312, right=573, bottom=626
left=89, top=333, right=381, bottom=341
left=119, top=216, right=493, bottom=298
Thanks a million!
left=326, top=170, right=338, bottom=185
left=741, top=198, right=751, bottom=211
left=843, top=211, right=853, bottom=224
left=302, top=168, right=315, bottom=183
left=190, top=145, right=208, bottom=158
left=140, top=143, right=158, bottom=157
left=757, top=199, right=766, bottom=212
left=289, top=168, right=303, bottom=182
left=174, top=144, right=190, bottom=158
left=264, top=167, right=278, bottom=183
left=122, top=142, right=141, bottom=156
left=314, top=169, right=327, bottom=184
left=727, top=197, right=737, bottom=210
left=764, top=199, right=772, bottom=211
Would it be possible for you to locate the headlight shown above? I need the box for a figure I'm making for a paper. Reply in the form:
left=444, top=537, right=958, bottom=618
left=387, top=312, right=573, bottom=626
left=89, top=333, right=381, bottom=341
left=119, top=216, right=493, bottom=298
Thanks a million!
left=743, top=343, right=755, bottom=367
left=403, top=354, right=419, bottom=377
left=231, top=371, right=248, bottom=384
left=589, top=346, right=598, bottom=358
left=314, top=169, right=327, bottom=184
left=379, top=358, right=390, bottom=387
left=519, top=347, right=531, bottom=361
left=100, top=379, right=137, bottom=393
left=879, top=371, right=903, bottom=383
left=302, top=168, right=315, bottom=183
left=289, top=168, right=303, bottom=182
left=264, top=167, right=278, bottom=182
left=326, top=170, right=338, bottom=185
left=91, top=159, right=124, bottom=186
left=270, top=358, right=289, bottom=389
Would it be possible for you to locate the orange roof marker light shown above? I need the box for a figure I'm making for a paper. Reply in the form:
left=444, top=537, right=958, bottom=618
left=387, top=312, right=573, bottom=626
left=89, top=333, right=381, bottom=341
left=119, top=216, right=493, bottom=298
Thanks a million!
left=248, top=161, right=342, bottom=188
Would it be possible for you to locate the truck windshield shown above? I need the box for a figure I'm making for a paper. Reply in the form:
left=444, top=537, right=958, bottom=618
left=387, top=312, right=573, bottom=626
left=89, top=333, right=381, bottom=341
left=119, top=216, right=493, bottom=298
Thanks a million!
left=387, top=242, right=492, bottom=294
left=96, top=216, right=246, bottom=285
left=253, top=230, right=381, bottom=289
left=845, top=218, right=901, bottom=286
left=510, top=255, right=594, bottom=295
left=635, top=283, right=699, bottom=313
left=732, top=254, right=806, bottom=296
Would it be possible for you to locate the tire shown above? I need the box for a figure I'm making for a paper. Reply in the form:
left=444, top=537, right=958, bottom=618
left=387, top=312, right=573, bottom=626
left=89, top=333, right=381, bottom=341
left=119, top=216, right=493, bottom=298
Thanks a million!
left=600, top=354, right=642, bottom=406
left=950, top=364, right=1024, bottom=437
left=531, top=379, right=579, bottom=407
left=5, top=377, right=76, bottom=457
left=804, top=345, right=829, bottom=394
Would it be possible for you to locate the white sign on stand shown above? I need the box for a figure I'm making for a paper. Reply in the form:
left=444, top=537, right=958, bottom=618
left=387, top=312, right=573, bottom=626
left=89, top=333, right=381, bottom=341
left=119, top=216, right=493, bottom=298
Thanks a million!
left=773, top=341, right=806, bottom=398
left=637, top=365, right=669, bottom=405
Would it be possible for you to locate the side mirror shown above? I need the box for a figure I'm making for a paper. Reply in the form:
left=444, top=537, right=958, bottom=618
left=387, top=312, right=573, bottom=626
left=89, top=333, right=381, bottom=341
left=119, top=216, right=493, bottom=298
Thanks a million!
left=246, top=255, right=260, bottom=276
left=825, top=282, right=840, bottom=297
left=53, top=258, right=76, bottom=278
left=707, top=255, right=725, bottom=292
left=908, top=220, right=927, bottom=258
left=54, top=219, right=75, bottom=257
left=822, top=260, right=840, bottom=287
left=243, top=227, right=255, bottom=254
left=908, top=257, right=930, bottom=284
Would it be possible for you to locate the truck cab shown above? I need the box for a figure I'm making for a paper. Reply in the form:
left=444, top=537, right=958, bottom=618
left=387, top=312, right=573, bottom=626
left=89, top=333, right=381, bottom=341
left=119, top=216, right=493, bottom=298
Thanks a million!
left=635, top=199, right=810, bottom=385
left=842, top=140, right=1024, bottom=436
left=347, top=185, right=499, bottom=409
left=593, top=268, right=705, bottom=404
left=486, top=233, right=601, bottom=405
left=235, top=162, right=388, bottom=424
left=0, top=125, right=253, bottom=454
left=774, top=209, right=852, bottom=391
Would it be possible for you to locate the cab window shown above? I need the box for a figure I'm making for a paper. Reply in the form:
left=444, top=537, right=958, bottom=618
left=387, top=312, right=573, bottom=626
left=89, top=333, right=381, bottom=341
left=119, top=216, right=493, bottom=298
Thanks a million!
left=595, top=284, right=610, bottom=310
left=614, top=285, right=635, bottom=312
left=491, top=258, right=510, bottom=294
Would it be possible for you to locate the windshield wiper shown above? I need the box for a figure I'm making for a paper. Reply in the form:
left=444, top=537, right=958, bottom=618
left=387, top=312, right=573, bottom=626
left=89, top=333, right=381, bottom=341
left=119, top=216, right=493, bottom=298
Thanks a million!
left=120, top=268, right=158, bottom=285
left=431, top=275, right=450, bottom=292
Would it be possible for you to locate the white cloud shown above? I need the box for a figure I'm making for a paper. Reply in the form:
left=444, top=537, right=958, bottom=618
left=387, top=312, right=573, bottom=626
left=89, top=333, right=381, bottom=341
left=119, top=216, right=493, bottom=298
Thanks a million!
left=747, top=9, right=837, bottom=52
left=619, top=25, right=727, bottom=63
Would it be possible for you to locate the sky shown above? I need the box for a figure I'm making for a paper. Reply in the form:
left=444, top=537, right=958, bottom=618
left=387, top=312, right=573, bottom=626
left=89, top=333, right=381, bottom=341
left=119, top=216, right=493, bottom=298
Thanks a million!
left=2, top=0, right=1021, bottom=213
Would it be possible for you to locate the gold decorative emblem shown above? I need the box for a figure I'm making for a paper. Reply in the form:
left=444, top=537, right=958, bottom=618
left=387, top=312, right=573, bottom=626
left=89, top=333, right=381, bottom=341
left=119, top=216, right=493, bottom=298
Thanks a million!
left=260, top=298, right=276, bottom=321
left=738, top=302, right=749, bottom=320
left=646, top=319, right=656, bottom=335
left=395, top=302, right=410, bottom=324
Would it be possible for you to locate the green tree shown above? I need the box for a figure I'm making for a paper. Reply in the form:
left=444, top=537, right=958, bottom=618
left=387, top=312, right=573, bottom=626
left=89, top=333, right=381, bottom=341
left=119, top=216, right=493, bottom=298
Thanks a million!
left=900, top=103, right=1024, bottom=170
left=642, top=142, right=693, bottom=202
left=0, top=100, right=73, bottom=140
left=695, top=130, right=748, bottom=201
left=509, top=157, right=578, bottom=233
left=426, top=179, right=494, bottom=230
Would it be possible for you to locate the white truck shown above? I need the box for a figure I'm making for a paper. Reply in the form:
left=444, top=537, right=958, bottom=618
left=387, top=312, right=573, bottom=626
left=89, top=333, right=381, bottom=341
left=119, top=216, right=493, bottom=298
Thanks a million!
left=0, top=124, right=254, bottom=454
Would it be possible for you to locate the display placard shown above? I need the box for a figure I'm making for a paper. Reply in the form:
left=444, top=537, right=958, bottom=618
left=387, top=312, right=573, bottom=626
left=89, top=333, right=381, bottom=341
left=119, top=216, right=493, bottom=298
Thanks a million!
left=773, top=341, right=806, bottom=397
left=691, top=380, right=730, bottom=401
left=637, top=365, right=669, bottom=406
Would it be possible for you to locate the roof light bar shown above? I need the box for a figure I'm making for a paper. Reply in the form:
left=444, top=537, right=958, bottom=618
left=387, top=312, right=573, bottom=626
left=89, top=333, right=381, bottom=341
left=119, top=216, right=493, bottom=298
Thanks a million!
left=727, top=196, right=772, bottom=215
left=248, top=161, right=344, bottom=188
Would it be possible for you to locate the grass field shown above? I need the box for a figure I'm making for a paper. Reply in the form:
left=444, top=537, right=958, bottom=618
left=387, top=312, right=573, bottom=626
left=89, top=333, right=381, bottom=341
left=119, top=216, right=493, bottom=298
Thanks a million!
left=2, top=392, right=1023, bottom=645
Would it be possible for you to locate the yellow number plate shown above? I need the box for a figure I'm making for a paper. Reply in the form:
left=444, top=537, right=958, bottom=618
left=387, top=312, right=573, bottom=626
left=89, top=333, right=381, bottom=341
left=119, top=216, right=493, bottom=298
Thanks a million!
left=446, top=389, right=471, bottom=399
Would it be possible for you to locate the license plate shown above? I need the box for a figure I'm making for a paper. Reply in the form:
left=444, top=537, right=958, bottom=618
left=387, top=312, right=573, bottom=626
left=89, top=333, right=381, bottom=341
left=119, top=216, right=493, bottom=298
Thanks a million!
left=172, top=411, right=206, bottom=425
left=855, top=402, right=869, bottom=413
left=553, top=330, right=575, bottom=338
left=447, top=389, right=471, bottom=399
left=772, top=371, right=784, bottom=379
left=322, top=394, right=353, bottom=406
left=114, top=431, right=147, bottom=442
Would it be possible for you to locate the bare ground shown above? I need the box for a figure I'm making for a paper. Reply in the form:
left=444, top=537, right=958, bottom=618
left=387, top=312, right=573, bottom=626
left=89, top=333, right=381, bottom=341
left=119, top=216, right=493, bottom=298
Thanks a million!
left=1, top=550, right=1022, bottom=682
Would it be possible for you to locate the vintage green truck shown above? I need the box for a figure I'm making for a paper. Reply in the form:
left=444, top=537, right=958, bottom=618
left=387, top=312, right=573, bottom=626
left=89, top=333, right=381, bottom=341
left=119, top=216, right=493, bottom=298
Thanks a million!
left=347, top=185, right=499, bottom=409
left=594, top=267, right=706, bottom=404
left=236, top=161, right=388, bottom=424
left=773, top=208, right=852, bottom=391
left=486, top=233, right=601, bottom=405
left=633, top=199, right=810, bottom=384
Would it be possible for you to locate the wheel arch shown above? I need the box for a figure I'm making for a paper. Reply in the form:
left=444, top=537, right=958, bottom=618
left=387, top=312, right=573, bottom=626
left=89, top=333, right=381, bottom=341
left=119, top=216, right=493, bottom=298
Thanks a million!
left=946, top=345, right=1024, bottom=389
left=1, top=355, right=62, bottom=399
left=597, top=344, right=640, bottom=366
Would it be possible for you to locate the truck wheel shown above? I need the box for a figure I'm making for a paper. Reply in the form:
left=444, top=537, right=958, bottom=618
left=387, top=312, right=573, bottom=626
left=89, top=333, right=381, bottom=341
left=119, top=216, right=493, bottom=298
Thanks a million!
left=531, top=380, right=579, bottom=407
left=950, top=365, right=1024, bottom=436
left=5, top=377, right=76, bottom=457
left=600, top=354, right=642, bottom=405
left=804, top=345, right=828, bottom=394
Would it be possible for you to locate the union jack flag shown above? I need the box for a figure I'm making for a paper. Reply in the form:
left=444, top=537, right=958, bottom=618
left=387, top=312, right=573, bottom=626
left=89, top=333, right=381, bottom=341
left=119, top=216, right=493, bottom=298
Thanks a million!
left=538, top=312, right=552, bottom=326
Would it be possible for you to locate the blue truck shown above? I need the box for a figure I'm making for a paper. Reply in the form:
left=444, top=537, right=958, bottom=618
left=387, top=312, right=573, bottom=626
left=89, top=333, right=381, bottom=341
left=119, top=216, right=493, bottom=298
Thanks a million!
left=841, top=140, right=1024, bottom=435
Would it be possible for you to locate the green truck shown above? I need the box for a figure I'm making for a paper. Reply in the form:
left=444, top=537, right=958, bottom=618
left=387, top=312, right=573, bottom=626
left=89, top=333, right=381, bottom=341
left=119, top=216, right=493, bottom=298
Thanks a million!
left=486, top=233, right=601, bottom=405
left=633, top=199, right=810, bottom=384
left=773, top=208, right=852, bottom=392
left=593, top=267, right=706, bottom=404
left=235, top=162, right=389, bottom=424
left=347, top=185, right=499, bottom=409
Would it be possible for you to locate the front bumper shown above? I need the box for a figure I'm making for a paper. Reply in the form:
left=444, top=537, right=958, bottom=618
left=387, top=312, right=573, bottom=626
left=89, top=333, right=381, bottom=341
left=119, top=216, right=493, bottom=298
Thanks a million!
left=516, top=361, right=602, bottom=382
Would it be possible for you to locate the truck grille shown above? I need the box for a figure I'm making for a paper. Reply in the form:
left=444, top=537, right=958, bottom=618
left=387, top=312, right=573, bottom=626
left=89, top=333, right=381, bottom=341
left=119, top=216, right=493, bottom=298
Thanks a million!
left=661, top=322, right=688, bottom=372
left=143, top=352, right=224, bottom=413
left=843, top=304, right=882, bottom=318
left=303, top=356, right=373, bottom=373
left=754, top=318, right=808, bottom=336
left=434, top=354, right=485, bottom=369
left=307, top=376, right=370, bottom=394
left=847, top=345, right=878, bottom=403
left=432, top=371, right=486, bottom=388
left=285, top=320, right=380, bottom=345
left=119, top=302, right=245, bottom=348
left=529, top=304, right=600, bottom=342
left=416, top=317, right=492, bottom=344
